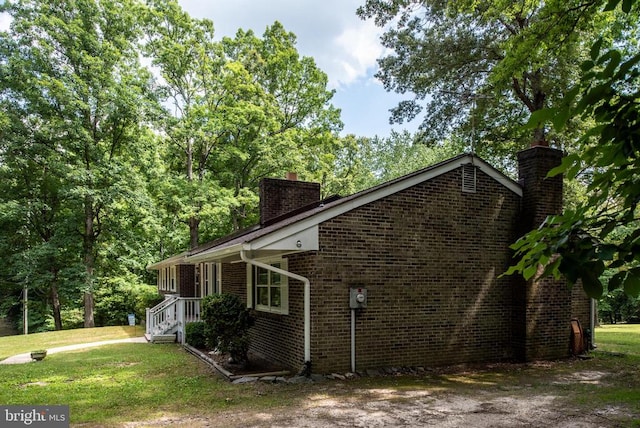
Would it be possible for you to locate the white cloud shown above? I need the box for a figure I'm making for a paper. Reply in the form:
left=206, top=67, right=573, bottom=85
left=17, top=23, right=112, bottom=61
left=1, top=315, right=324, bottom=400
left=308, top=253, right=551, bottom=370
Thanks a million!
left=177, top=0, right=384, bottom=89
left=329, top=19, right=383, bottom=88
left=0, top=12, right=12, bottom=32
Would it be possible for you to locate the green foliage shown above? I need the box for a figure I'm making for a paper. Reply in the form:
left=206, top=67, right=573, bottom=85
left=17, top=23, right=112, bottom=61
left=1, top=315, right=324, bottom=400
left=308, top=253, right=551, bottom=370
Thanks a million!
left=505, top=0, right=640, bottom=298
left=357, top=0, right=636, bottom=154
left=200, top=293, right=255, bottom=363
left=185, top=322, right=207, bottom=349
left=144, top=2, right=342, bottom=244
left=94, top=277, right=162, bottom=327
left=599, top=288, right=640, bottom=323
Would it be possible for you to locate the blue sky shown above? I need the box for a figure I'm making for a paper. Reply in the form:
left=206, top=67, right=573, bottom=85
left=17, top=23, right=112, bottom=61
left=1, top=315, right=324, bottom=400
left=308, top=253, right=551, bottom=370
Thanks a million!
left=178, top=0, right=418, bottom=138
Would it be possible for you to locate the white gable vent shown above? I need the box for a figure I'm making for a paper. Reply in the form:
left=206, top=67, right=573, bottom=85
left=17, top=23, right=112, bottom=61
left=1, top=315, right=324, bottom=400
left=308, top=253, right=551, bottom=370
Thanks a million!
left=462, top=163, right=477, bottom=193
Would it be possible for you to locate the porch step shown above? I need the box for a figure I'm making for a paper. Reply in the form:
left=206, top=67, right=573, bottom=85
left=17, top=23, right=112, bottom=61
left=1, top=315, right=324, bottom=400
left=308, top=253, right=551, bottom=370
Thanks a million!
left=150, top=334, right=176, bottom=344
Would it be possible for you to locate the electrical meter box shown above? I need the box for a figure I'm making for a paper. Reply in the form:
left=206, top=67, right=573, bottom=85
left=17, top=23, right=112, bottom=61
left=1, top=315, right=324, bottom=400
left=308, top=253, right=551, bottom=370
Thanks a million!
left=349, top=287, right=367, bottom=309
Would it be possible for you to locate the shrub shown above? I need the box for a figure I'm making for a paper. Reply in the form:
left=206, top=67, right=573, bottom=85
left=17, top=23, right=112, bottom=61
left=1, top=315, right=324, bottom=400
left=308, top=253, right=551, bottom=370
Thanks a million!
left=185, top=322, right=206, bottom=349
left=201, top=293, right=254, bottom=364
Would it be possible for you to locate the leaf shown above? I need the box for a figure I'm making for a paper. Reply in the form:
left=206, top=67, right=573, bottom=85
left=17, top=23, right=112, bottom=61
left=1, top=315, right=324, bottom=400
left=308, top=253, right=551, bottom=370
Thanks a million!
left=598, top=244, right=617, bottom=261
left=599, top=50, right=622, bottom=79
left=590, top=38, right=603, bottom=61
left=551, top=106, right=571, bottom=131
left=581, top=271, right=604, bottom=299
left=604, top=0, right=621, bottom=11
left=559, top=256, right=581, bottom=284
left=525, top=108, right=558, bottom=129
left=623, top=269, right=640, bottom=297
left=607, top=271, right=627, bottom=290
left=523, top=264, right=539, bottom=280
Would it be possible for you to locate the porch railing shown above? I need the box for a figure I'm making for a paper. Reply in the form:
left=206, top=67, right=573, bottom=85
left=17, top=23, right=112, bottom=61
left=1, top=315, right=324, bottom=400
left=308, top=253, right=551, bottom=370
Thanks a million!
left=146, top=295, right=202, bottom=344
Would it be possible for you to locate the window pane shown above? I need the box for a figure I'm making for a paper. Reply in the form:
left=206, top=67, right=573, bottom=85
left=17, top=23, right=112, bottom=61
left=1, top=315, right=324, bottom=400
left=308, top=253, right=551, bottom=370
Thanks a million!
left=257, top=267, right=269, bottom=285
left=271, top=286, right=281, bottom=308
left=270, top=270, right=281, bottom=285
left=258, top=287, right=269, bottom=306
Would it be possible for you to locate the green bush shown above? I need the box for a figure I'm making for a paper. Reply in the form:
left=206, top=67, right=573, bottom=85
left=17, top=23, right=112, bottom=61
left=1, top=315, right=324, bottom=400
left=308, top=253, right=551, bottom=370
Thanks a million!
left=185, top=322, right=206, bottom=349
left=94, top=277, right=162, bottom=326
left=201, top=293, right=254, bottom=364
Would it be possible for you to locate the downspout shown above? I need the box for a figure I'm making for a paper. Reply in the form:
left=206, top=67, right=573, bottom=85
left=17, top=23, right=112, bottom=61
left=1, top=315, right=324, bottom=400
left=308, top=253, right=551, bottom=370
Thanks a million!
left=240, top=248, right=312, bottom=372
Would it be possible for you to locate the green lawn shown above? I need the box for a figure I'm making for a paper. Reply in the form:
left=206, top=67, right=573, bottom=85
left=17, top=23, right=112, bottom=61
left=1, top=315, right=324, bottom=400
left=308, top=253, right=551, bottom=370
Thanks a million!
left=595, top=323, right=640, bottom=355
left=0, top=337, right=302, bottom=425
left=0, top=325, right=144, bottom=360
left=0, top=325, right=639, bottom=427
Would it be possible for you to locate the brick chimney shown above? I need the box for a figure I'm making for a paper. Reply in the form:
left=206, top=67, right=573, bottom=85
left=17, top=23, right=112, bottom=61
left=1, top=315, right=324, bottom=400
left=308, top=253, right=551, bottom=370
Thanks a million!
left=513, top=145, right=572, bottom=361
left=259, top=174, right=321, bottom=226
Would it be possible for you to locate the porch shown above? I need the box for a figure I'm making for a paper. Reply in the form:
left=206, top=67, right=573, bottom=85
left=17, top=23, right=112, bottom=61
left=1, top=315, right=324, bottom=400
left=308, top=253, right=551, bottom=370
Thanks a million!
left=145, top=294, right=202, bottom=344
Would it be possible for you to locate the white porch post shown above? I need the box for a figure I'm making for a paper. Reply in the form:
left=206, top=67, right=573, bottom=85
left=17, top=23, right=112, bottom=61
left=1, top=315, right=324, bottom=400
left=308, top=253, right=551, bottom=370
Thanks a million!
left=178, top=298, right=185, bottom=344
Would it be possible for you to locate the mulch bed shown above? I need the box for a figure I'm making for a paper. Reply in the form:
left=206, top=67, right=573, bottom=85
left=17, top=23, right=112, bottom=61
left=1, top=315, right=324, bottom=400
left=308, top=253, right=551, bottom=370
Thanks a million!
left=199, top=348, right=288, bottom=376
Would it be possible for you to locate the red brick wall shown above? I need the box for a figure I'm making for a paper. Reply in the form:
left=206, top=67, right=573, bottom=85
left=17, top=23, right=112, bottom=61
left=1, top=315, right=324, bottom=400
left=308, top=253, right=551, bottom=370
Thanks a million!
left=259, top=178, right=320, bottom=225
left=308, top=167, right=521, bottom=373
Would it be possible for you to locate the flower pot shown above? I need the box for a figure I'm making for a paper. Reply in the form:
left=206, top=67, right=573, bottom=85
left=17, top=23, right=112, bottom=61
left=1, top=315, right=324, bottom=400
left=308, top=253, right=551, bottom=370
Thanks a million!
left=30, top=350, right=47, bottom=361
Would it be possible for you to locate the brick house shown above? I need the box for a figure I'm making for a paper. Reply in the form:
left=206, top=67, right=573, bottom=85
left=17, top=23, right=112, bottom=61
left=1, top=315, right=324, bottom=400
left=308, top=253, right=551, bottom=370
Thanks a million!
left=146, top=146, right=592, bottom=374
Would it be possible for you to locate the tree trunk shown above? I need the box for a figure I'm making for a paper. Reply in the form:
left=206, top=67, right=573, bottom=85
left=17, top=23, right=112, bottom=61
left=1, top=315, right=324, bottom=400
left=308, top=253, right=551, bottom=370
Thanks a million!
left=50, top=271, right=63, bottom=331
left=189, top=216, right=200, bottom=249
left=83, top=196, right=96, bottom=328
left=512, top=70, right=548, bottom=146
left=186, top=140, right=200, bottom=249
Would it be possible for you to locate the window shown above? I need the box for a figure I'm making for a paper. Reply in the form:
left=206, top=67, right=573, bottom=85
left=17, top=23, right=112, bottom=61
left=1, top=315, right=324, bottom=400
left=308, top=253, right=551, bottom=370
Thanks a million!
left=170, top=266, right=177, bottom=292
left=199, top=262, right=221, bottom=297
left=248, top=259, right=288, bottom=315
left=159, top=267, right=169, bottom=291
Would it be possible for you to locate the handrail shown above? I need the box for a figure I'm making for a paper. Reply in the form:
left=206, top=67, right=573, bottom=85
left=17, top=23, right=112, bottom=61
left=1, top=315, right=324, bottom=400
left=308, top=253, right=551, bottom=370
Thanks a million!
left=149, top=294, right=179, bottom=315
left=146, top=296, right=202, bottom=343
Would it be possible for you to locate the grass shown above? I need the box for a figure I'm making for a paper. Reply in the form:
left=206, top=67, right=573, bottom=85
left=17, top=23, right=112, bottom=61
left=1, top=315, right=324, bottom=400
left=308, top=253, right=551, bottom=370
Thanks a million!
left=595, top=323, right=640, bottom=355
left=0, top=338, right=304, bottom=425
left=0, top=325, right=144, bottom=360
left=0, top=325, right=638, bottom=426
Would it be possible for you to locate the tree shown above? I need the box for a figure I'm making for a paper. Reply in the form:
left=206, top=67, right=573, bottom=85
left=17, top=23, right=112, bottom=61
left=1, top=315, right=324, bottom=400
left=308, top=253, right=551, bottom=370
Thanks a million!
left=357, top=0, right=635, bottom=156
left=216, top=22, right=342, bottom=232
left=1, top=0, right=158, bottom=327
left=143, top=0, right=233, bottom=248
left=505, top=0, right=640, bottom=298
left=145, top=1, right=342, bottom=245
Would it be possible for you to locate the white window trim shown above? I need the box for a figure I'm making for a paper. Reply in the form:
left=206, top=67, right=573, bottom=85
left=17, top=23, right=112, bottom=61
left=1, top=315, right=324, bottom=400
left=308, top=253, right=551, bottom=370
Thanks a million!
left=170, top=265, right=177, bottom=292
left=200, top=262, right=222, bottom=297
left=246, top=258, right=289, bottom=315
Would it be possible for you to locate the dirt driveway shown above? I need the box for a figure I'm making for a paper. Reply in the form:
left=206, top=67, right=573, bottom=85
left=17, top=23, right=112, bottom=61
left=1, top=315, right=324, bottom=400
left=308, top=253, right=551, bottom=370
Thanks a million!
left=125, top=357, right=639, bottom=428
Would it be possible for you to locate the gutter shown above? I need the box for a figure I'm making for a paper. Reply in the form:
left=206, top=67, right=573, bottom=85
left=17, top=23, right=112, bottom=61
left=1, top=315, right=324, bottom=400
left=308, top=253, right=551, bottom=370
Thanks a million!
left=240, top=247, right=312, bottom=372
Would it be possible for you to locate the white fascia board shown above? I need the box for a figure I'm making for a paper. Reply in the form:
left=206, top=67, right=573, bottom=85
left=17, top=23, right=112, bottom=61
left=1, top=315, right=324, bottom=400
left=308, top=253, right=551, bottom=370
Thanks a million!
left=249, top=225, right=319, bottom=252
left=185, top=243, right=244, bottom=264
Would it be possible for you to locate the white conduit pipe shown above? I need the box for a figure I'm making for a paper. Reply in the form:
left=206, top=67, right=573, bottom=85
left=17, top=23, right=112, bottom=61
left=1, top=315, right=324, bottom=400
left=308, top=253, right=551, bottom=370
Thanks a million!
left=351, top=309, right=356, bottom=373
left=240, top=249, right=311, bottom=365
